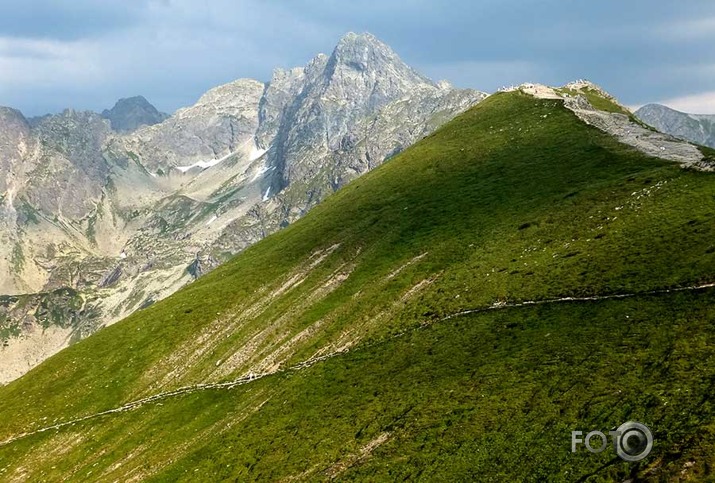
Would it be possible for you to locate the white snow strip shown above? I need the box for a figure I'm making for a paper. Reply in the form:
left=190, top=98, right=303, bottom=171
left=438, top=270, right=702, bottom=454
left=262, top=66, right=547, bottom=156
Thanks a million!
left=150, top=172, right=158, bottom=178
left=251, top=164, right=270, bottom=182
left=174, top=140, right=270, bottom=174
left=249, top=146, right=268, bottom=162
left=206, top=215, right=218, bottom=226
left=175, top=150, right=236, bottom=173
left=262, top=187, right=271, bottom=201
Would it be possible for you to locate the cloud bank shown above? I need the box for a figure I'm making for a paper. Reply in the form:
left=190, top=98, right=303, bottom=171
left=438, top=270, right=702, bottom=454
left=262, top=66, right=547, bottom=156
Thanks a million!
left=1, top=0, right=714, bottom=116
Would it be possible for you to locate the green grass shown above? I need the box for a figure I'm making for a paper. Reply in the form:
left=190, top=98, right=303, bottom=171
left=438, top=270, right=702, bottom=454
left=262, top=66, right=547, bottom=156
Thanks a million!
left=2, top=289, right=714, bottom=482
left=556, top=87, right=628, bottom=116
left=699, top=145, right=715, bottom=164
left=0, top=289, right=85, bottom=341
left=0, top=91, right=714, bottom=481
left=17, top=199, right=40, bottom=225
left=85, top=212, right=98, bottom=244
left=10, top=243, right=24, bottom=272
left=35, top=288, right=84, bottom=329
left=556, top=86, right=656, bottom=129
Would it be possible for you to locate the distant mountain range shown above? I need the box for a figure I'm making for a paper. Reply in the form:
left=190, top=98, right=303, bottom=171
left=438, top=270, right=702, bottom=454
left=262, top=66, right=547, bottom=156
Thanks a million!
left=1, top=73, right=714, bottom=481
left=0, top=32, right=485, bottom=382
left=636, top=103, right=715, bottom=148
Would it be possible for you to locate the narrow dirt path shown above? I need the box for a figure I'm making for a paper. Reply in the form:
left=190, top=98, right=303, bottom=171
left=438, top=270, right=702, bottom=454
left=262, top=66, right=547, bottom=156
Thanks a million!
left=442, top=282, right=715, bottom=321
left=1, top=281, right=713, bottom=448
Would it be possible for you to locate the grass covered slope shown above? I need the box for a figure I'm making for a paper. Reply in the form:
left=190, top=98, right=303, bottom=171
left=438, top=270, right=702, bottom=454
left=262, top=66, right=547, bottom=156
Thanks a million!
left=0, top=91, right=714, bottom=481
left=3, top=289, right=715, bottom=482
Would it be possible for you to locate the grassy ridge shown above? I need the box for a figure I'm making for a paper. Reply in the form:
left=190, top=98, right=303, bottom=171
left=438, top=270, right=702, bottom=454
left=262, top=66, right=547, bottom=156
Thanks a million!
left=0, top=91, right=714, bottom=480
left=2, top=289, right=715, bottom=481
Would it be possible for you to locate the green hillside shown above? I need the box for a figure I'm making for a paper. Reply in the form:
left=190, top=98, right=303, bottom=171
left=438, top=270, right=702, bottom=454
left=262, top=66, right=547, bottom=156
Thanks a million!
left=1, top=91, right=714, bottom=481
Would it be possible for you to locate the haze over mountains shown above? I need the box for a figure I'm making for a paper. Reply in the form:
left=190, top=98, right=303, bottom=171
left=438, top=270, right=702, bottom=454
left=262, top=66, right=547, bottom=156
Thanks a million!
left=0, top=32, right=485, bottom=383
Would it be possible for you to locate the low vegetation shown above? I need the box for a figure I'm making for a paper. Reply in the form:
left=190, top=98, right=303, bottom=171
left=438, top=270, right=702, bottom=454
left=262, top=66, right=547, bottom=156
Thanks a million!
left=0, top=91, right=714, bottom=481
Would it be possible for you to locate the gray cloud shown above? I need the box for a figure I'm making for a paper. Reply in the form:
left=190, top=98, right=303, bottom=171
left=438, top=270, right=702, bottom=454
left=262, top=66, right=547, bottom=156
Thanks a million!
left=0, top=1, right=147, bottom=40
left=1, top=0, right=715, bottom=116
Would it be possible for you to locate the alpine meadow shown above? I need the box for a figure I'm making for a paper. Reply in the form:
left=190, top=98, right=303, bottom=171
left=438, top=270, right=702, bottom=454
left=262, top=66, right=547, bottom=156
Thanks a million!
left=1, top=5, right=715, bottom=482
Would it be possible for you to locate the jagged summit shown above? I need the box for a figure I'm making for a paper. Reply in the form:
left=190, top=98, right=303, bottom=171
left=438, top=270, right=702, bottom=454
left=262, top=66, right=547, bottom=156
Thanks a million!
left=337, top=31, right=380, bottom=44
left=0, top=106, right=27, bottom=121
left=0, top=107, right=29, bottom=138
left=102, top=95, right=168, bottom=133
left=332, top=31, right=389, bottom=57
left=327, top=31, right=433, bottom=87
left=251, top=31, right=485, bottom=193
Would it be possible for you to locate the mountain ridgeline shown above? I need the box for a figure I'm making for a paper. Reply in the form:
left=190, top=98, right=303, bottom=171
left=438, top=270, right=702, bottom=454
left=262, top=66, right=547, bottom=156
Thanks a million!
left=0, top=82, right=713, bottom=481
left=636, top=103, right=715, bottom=148
left=0, top=32, right=485, bottom=383
left=101, top=96, right=169, bottom=133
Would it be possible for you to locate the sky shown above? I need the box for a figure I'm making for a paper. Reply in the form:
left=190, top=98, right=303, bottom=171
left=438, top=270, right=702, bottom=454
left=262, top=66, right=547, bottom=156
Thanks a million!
left=1, top=0, right=715, bottom=116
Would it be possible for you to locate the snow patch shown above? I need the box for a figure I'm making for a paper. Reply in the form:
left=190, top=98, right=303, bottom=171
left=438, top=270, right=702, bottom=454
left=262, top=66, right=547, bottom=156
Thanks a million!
left=175, top=150, right=235, bottom=173
left=174, top=139, right=270, bottom=174
left=262, top=187, right=271, bottom=201
left=249, top=146, right=267, bottom=162
left=206, top=215, right=218, bottom=226
left=251, top=164, right=271, bottom=182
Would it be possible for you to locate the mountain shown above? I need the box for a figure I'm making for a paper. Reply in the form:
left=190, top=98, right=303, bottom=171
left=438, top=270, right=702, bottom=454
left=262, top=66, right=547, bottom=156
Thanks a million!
left=0, top=32, right=486, bottom=383
left=636, top=103, right=715, bottom=148
left=0, top=83, right=714, bottom=481
left=101, top=96, right=168, bottom=133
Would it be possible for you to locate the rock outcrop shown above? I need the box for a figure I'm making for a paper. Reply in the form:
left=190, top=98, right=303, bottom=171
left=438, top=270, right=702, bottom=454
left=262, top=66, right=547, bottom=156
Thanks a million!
left=102, top=96, right=168, bottom=133
left=635, top=104, right=715, bottom=149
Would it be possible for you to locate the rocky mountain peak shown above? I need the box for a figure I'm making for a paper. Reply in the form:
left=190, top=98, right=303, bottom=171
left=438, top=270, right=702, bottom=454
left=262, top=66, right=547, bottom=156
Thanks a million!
left=0, top=106, right=28, bottom=124
left=0, top=107, right=30, bottom=139
left=637, top=103, right=679, bottom=117
left=635, top=103, right=715, bottom=148
left=327, top=32, right=432, bottom=87
left=193, top=78, right=266, bottom=110
left=254, top=32, right=483, bottom=193
left=332, top=32, right=398, bottom=62
left=102, top=95, right=168, bottom=133
left=331, top=31, right=388, bottom=66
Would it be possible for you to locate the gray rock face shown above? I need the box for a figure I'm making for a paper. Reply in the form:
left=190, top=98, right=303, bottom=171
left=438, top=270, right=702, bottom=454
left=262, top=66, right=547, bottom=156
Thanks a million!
left=262, top=32, right=450, bottom=190
left=211, top=33, right=486, bottom=257
left=27, top=110, right=112, bottom=219
left=0, top=107, right=30, bottom=195
left=635, top=104, right=715, bottom=148
left=0, top=32, right=486, bottom=383
left=102, top=96, right=168, bottom=133
left=114, top=79, right=265, bottom=174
